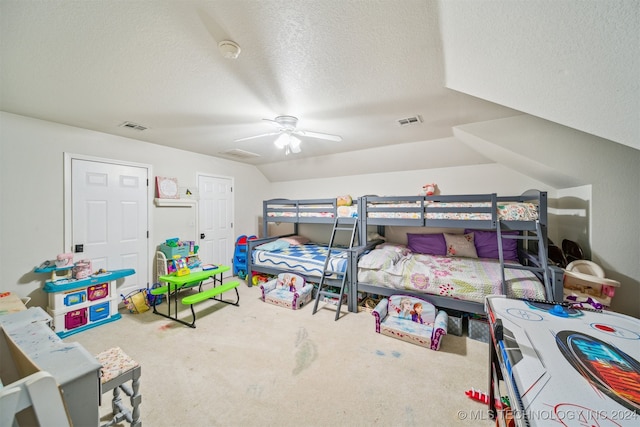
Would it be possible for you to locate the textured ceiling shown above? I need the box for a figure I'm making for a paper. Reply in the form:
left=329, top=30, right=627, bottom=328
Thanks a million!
left=1, top=0, right=637, bottom=181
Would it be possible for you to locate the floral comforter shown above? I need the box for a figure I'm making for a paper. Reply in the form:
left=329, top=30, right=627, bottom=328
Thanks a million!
left=357, top=248, right=545, bottom=303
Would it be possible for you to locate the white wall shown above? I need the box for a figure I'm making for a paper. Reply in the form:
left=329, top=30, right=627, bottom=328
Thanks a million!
left=439, top=0, right=639, bottom=151
left=0, top=112, right=271, bottom=308
left=268, top=163, right=554, bottom=199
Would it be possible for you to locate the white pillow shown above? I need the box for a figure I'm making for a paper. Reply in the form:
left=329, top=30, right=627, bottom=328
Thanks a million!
left=443, top=233, right=478, bottom=258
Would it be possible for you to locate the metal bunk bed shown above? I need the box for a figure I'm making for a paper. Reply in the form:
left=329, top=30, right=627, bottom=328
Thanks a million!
left=247, top=198, right=375, bottom=316
left=352, top=190, right=564, bottom=315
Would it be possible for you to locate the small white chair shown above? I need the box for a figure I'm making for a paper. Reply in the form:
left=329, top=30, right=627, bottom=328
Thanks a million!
left=95, top=347, right=142, bottom=427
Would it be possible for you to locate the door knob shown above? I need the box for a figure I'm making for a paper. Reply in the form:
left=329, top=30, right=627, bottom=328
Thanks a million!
left=200, top=233, right=205, bottom=239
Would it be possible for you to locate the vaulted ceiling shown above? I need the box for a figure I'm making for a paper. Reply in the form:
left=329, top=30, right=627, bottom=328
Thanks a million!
left=1, top=1, right=637, bottom=181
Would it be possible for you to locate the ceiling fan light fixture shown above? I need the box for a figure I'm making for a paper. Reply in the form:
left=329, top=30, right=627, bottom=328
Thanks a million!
left=289, top=135, right=301, bottom=149
left=274, top=133, right=289, bottom=148
left=218, top=40, right=241, bottom=59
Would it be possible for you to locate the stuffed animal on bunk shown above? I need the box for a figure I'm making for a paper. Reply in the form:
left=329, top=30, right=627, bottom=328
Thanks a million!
left=420, top=183, right=437, bottom=196
left=337, top=195, right=352, bottom=206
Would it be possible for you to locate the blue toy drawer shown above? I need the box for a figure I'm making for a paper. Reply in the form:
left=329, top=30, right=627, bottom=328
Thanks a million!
left=89, top=301, right=110, bottom=322
left=64, top=290, right=86, bottom=306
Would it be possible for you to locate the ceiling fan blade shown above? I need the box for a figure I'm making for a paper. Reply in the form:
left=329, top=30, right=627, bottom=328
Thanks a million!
left=234, top=131, right=280, bottom=142
left=295, top=130, right=342, bottom=142
left=290, top=143, right=302, bottom=154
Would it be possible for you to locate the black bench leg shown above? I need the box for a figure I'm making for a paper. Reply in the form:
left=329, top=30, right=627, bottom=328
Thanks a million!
left=212, top=287, right=240, bottom=306
left=187, top=304, right=197, bottom=328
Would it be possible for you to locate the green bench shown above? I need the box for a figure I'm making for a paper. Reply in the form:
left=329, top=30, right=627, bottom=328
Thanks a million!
left=182, top=281, right=240, bottom=305
left=179, top=280, right=240, bottom=328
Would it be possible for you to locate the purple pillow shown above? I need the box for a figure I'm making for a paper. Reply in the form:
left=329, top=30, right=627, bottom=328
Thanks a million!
left=465, top=229, right=519, bottom=261
left=407, top=233, right=446, bottom=256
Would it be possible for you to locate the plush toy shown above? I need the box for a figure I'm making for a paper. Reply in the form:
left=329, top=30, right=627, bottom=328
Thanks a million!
left=252, top=273, right=269, bottom=286
left=421, top=183, right=437, bottom=196
left=337, top=195, right=352, bottom=206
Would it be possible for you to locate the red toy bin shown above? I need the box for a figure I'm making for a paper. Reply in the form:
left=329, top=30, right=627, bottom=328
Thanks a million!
left=64, top=308, right=88, bottom=330
left=88, top=283, right=109, bottom=301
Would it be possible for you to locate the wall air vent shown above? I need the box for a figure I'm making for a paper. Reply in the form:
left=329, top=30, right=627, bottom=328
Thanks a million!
left=220, top=149, right=261, bottom=159
left=397, top=115, right=423, bottom=127
left=119, top=121, right=148, bottom=131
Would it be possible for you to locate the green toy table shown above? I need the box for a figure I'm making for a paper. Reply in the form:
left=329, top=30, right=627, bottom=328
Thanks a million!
left=151, top=265, right=238, bottom=328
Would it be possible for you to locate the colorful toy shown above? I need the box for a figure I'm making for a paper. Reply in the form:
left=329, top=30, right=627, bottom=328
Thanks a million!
left=233, top=235, right=257, bottom=279
left=337, top=195, right=352, bottom=206
left=421, top=183, right=437, bottom=196
left=173, top=256, right=191, bottom=277
left=465, top=388, right=509, bottom=409
left=252, top=273, right=269, bottom=286
left=72, top=259, right=92, bottom=279
left=56, top=252, right=74, bottom=267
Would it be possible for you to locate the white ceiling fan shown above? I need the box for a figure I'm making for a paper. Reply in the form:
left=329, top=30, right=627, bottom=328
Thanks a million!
left=234, top=115, right=342, bottom=155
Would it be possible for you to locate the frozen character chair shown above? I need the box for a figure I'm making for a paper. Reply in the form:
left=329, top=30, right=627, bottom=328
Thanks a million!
left=260, top=272, right=314, bottom=310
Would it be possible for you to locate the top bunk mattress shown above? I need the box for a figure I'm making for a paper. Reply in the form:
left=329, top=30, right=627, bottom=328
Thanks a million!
left=264, top=198, right=358, bottom=220
left=361, top=191, right=547, bottom=227
left=365, top=201, right=539, bottom=221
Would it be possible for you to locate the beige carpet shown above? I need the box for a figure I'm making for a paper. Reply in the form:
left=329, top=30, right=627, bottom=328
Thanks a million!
left=69, top=281, right=494, bottom=427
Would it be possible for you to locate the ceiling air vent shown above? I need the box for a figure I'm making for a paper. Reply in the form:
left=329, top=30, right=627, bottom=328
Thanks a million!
left=119, top=121, right=148, bottom=131
left=397, top=115, right=423, bottom=127
left=220, top=149, right=261, bottom=159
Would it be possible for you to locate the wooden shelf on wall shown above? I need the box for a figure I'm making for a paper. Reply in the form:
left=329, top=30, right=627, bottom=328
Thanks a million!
left=154, top=198, right=197, bottom=207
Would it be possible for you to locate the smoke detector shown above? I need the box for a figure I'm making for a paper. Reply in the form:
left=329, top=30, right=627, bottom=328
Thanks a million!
left=218, top=40, right=241, bottom=59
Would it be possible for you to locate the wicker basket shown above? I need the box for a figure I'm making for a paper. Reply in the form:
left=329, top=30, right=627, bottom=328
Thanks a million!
left=358, top=297, right=382, bottom=313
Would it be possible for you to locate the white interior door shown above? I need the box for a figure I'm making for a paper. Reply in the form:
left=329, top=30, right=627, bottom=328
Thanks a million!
left=69, top=157, right=149, bottom=296
left=197, top=174, right=233, bottom=276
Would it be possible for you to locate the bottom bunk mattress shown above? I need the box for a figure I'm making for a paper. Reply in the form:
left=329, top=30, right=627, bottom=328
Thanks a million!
left=252, top=243, right=349, bottom=279
left=357, top=248, right=545, bottom=304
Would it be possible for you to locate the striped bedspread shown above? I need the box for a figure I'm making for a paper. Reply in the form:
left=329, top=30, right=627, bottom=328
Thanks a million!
left=252, top=243, right=349, bottom=278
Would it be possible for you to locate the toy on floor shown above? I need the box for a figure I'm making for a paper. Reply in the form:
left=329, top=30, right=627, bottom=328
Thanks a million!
left=252, top=273, right=269, bottom=286
left=465, top=388, right=509, bottom=409
left=121, top=289, right=150, bottom=314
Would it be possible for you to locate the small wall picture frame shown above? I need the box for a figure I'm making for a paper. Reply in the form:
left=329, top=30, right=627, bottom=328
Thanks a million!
left=156, top=176, right=179, bottom=199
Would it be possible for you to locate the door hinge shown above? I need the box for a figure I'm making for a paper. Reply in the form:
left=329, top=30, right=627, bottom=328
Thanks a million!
left=147, top=230, right=149, bottom=238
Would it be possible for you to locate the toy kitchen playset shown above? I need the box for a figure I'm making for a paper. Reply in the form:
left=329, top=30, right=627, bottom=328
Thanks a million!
left=35, top=253, right=134, bottom=337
